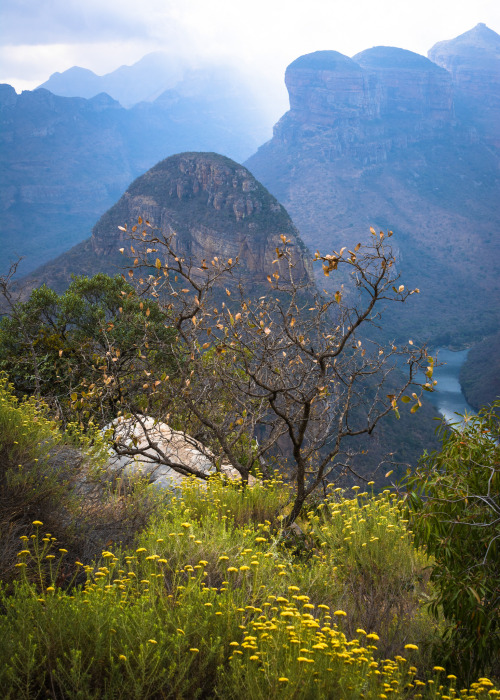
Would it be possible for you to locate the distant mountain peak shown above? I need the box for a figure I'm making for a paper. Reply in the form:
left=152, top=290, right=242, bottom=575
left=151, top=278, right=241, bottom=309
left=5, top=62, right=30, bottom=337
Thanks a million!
left=287, top=51, right=362, bottom=72
left=428, top=23, right=500, bottom=61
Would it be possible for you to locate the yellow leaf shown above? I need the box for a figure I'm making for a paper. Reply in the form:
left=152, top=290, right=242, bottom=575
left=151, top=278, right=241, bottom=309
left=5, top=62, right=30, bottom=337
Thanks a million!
left=155, top=258, right=161, bottom=269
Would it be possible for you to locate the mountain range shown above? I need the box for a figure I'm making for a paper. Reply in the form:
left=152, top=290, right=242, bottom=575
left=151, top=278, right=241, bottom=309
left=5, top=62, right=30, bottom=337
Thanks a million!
left=0, top=63, right=272, bottom=274
left=246, top=24, right=500, bottom=347
left=2, top=24, right=500, bottom=357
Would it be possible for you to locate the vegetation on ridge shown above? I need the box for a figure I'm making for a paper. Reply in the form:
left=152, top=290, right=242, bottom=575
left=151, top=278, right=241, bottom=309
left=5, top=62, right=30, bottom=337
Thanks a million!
left=0, top=222, right=498, bottom=694
left=0, top=373, right=498, bottom=696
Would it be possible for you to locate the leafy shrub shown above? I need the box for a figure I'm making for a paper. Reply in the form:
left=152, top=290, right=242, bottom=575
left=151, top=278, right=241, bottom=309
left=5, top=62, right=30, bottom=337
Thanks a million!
left=405, top=402, right=500, bottom=684
left=2, top=474, right=491, bottom=698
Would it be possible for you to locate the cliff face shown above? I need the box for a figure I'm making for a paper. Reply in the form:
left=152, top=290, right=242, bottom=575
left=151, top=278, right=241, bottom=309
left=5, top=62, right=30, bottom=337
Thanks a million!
left=27, top=153, right=313, bottom=293
left=246, top=31, right=500, bottom=347
left=353, top=47, right=453, bottom=123
left=428, top=23, right=500, bottom=147
left=284, top=51, right=379, bottom=125
left=0, top=86, right=133, bottom=274
left=273, top=47, right=455, bottom=167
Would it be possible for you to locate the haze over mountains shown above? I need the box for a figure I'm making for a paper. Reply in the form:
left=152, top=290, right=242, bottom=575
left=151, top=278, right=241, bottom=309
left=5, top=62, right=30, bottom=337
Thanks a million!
left=0, top=61, right=272, bottom=274
left=247, top=24, right=500, bottom=346
left=2, top=24, right=499, bottom=355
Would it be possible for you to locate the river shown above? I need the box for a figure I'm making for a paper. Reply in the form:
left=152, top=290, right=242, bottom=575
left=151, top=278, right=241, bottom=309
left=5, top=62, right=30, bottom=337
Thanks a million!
left=427, top=348, right=476, bottom=424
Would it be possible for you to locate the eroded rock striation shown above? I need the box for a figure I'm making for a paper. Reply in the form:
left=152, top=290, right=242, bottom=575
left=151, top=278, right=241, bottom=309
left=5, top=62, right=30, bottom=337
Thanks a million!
left=246, top=30, right=500, bottom=347
left=26, top=152, right=313, bottom=293
left=428, top=23, right=500, bottom=146
left=275, top=47, right=454, bottom=164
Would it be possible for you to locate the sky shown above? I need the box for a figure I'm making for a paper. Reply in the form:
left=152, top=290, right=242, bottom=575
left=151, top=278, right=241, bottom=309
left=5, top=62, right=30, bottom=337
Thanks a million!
left=1, top=0, right=499, bottom=117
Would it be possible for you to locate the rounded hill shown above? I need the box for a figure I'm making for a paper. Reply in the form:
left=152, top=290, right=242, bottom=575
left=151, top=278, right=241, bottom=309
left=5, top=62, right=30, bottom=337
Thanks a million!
left=287, top=51, right=362, bottom=72
left=90, top=152, right=313, bottom=287
left=353, top=46, right=446, bottom=72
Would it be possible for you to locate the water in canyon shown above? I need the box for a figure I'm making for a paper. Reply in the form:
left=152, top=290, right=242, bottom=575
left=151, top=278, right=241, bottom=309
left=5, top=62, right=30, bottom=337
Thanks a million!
left=427, top=348, right=476, bottom=424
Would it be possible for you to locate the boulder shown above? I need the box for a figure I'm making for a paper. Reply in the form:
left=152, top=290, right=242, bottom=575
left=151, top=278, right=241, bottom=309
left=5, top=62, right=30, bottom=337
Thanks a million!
left=104, top=415, right=250, bottom=489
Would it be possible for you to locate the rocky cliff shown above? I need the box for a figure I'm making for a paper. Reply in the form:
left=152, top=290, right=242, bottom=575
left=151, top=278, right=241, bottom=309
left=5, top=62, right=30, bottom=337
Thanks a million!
left=428, top=23, right=500, bottom=147
left=24, top=152, right=313, bottom=293
left=271, top=46, right=457, bottom=170
left=246, top=29, right=500, bottom=347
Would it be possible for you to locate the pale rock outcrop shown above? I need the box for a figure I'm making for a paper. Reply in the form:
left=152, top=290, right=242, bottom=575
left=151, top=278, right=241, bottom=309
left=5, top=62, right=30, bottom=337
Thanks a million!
left=105, top=415, right=249, bottom=489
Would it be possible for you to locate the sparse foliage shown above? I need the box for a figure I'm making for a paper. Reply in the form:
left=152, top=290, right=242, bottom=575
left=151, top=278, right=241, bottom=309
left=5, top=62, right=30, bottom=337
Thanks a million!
left=105, top=221, right=432, bottom=524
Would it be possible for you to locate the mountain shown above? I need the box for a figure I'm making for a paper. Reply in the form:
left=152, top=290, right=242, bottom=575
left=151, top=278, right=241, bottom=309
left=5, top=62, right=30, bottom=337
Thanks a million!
left=0, top=85, right=133, bottom=275
left=428, top=23, right=500, bottom=147
left=20, top=150, right=439, bottom=476
left=0, top=77, right=268, bottom=275
left=38, top=52, right=185, bottom=106
left=38, top=55, right=271, bottom=144
left=459, top=331, right=500, bottom=410
left=23, top=152, right=313, bottom=293
left=245, top=30, right=500, bottom=348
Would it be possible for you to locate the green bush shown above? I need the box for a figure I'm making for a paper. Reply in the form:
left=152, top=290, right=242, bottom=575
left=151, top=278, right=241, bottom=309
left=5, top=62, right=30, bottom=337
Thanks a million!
left=405, top=402, right=500, bottom=684
left=0, top=274, right=176, bottom=426
left=2, top=474, right=494, bottom=699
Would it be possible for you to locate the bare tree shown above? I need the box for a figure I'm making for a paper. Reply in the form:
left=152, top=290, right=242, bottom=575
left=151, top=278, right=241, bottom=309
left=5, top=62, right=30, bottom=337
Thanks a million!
left=102, top=222, right=433, bottom=525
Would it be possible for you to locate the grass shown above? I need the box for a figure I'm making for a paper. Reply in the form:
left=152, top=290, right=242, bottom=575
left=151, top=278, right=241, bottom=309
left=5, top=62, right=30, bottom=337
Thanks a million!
left=0, top=376, right=498, bottom=698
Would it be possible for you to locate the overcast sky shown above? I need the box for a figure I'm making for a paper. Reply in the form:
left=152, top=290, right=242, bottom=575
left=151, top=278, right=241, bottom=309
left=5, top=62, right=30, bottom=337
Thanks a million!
left=1, top=0, right=499, bottom=115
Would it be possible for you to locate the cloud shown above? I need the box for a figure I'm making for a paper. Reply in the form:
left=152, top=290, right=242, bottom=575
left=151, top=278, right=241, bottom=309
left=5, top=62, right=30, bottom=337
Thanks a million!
left=1, top=0, right=499, bottom=96
left=0, top=0, right=180, bottom=45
